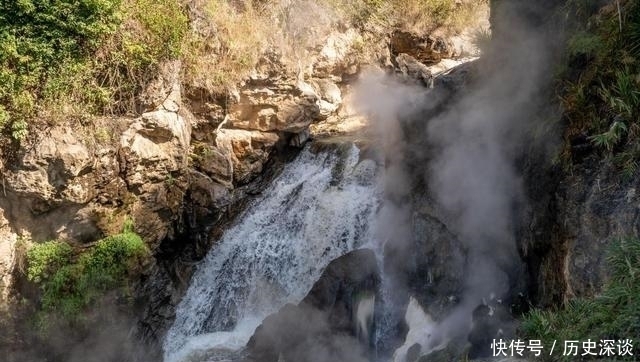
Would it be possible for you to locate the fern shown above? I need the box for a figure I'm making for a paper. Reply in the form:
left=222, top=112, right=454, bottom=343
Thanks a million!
left=589, top=120, right=627, bottom=150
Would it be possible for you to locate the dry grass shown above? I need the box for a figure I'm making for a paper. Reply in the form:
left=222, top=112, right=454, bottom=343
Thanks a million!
left=183, top=0, right=275, bottom=94
left=325, top=0, right=487, bottom=34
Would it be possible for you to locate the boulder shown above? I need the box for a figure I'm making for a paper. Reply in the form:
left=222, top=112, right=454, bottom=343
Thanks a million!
left=409, top=210, right=467, bottom=318
left=311, top=78, right=343, bottom=119
left=216, top=129, right=279, bottom=185
left=227, top=81, right=321, bottom=133
left=246, top=249, right=380, bottom=362
left=390, top=31, right=455, bottom=65
left=395, top=53, right=433, bottom=86
left=467, top=303, right=517, bottom=359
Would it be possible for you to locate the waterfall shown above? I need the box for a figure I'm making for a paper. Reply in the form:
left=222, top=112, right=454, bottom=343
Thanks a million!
left=392, top=297, right=441, bottom=362
left=163, top=144, right=381, bottom=362
left=355, top=293, right=376, bottom=345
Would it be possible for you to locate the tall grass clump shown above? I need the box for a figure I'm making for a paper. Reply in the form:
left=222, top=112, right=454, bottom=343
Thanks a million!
left=182, top=0, right=273, bottom=94
left=326, top=0, right=486, bottom=33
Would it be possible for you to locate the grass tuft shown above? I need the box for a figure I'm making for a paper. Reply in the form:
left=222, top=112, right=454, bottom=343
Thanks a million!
left=520, top=237, right=640, bottom=361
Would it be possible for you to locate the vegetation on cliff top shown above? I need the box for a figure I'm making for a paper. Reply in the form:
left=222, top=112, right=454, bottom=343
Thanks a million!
left=0, top=0, right=485, bottom=147
left=0, top=0, right=189, bottom=145
left=520, top=237, right=640, bottom=361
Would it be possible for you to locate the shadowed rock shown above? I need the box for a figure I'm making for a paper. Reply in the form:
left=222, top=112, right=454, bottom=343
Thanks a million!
left=245, top=248, right=380, bottom=362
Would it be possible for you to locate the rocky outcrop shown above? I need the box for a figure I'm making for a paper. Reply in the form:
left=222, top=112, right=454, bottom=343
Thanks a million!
left=409, top=206, right=466, bottom=318
left=520, top=153, right=640, bottom=306
left=215, top=129, right=280, bottom=184
left=246, top=248, right=380, bottom=362
left=390, top=31, right=457, bottom=66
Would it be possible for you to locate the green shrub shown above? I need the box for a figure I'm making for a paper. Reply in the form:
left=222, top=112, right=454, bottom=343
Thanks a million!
left=0, top=0, right=189, bottom=138
left=520, top=237, right=640, bottom=361
left=26, top=241, right=74, bottom=284
left=567, top=31, right=604, bottom=57
left=26, top=231, right=149, bottom=321
left=79, top=232, right=148, bottom=291
left=0, top=0, right=123, bottom=140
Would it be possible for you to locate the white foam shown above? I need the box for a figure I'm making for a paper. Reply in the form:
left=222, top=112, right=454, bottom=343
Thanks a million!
left=392, top=297, right=444, bottom=362
left=356, top=294, right=376, bottom=343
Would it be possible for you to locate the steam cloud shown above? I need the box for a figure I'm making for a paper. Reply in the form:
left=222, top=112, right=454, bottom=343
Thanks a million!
left=354, top=0, right=561, bottom=356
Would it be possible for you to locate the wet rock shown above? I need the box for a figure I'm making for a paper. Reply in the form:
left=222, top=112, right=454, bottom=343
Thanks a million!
left=395, top=53, right=433, bottom=86
left=417, top=343, right=463, bottom=362
left=468, top=303, right=517, bottom=359
left=432, top=60, right=478, bottom=93
left=409, top=210, right=466, bottom=318
left=246, top=249, right=380, bottom=362
left=406, top=343, right=422, bottom=362
left=289, top=129, right=310, bottom=148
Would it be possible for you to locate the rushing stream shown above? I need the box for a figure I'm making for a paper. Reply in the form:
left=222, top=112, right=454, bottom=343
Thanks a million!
left=164, top=144, right=382, bottom=362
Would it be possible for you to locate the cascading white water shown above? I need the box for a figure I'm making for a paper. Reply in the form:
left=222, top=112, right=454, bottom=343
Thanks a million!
left=163, top=144, right=382, bottom=362
left=392, top=297, right=442, bottom=362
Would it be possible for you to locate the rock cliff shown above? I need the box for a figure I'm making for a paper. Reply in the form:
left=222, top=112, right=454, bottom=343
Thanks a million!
left=0, top=8, right=484, bottom=357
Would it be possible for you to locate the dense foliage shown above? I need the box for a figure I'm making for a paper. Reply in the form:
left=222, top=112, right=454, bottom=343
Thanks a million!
left=559, top=0, right=640, bottom=175
left=26, top=231, right=149, bottom=324
left=0, top=0, right=122, bottom=140
left=520, top=237, right=640, bottom=361
left=0, top=0, right=189, bottom=142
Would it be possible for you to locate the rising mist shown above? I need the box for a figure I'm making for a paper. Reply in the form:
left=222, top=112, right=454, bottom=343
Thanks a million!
left=353, top=0, right=562, bottom=356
